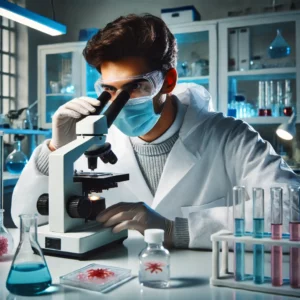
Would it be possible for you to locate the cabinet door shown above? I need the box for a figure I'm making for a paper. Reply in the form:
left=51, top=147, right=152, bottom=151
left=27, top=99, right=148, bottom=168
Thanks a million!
left=170, top=23, right=217, bottom=110
left=39, top=47, right=81, bottom=129
left=84, top=63, right=101, bottom=99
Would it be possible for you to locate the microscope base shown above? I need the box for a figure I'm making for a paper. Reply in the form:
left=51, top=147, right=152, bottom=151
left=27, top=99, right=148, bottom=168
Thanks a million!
left=37, top=223, right=128, bottom=259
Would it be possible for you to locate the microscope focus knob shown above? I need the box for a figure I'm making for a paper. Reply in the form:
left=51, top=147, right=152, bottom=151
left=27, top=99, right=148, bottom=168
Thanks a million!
left=37, top=193, right=49, bottom=216
left=67, top=196, right=106, bottom=220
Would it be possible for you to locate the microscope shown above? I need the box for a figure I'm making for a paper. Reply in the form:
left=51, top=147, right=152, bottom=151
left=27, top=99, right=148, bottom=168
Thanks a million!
left=36, top=90, right=131, bottom=259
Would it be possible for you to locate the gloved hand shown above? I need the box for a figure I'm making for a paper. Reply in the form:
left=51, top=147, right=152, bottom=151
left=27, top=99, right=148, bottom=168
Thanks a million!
left=49, top=97, right=100, bottom=150
left=96, top=202, right=174, bottom=247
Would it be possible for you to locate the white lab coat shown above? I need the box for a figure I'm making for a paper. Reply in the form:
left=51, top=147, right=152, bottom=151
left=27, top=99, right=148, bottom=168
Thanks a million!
left=11, top=84, right=300, bottom=249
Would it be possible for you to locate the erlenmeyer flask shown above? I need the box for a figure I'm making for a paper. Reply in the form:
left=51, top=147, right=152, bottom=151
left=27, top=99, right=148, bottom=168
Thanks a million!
left=0, top=209, right=14, bottom=260
left=6, top=214, right=52, bottom=296
left=268, top=29, right=291, bottom=59
left=5, top=140, right=28, bottom=174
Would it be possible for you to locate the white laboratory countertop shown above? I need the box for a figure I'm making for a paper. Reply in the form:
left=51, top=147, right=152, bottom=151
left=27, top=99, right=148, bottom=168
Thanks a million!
left=0, top=229, right=296, bottom=300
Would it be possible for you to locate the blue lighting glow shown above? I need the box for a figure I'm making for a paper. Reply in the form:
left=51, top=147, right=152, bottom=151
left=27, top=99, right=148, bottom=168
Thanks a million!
left=0, top=0, right=66, bottom=36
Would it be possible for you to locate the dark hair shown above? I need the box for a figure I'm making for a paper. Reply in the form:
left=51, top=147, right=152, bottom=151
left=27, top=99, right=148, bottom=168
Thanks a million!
left=83, top=14, right=177, bottom=73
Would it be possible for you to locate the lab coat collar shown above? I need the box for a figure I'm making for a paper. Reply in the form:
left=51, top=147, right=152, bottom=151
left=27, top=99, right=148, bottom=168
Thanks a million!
left=109, top=83, right=212, bottom=208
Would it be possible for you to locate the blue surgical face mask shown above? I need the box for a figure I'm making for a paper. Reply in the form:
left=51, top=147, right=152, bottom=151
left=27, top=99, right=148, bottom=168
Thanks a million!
left=112, top=96, right=160, bottom=137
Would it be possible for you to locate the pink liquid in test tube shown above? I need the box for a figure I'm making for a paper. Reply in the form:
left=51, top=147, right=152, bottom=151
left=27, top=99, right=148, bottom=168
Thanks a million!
left=289, top=186, right=300, bottom=288
left=289, top=222, right=300, bottom=288
left=271, top=187, right=283, bottom=287
left=271, top=224, right=283, bottom=286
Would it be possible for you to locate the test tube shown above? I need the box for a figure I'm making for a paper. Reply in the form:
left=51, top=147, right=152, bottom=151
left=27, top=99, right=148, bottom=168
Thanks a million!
left=271, top=187, right=283, bottom=287
left=264, top=81, right=272, bottom=116
left=284, top=79, right=293, bottom=116
left=277, top=81, right=283, bottom=116
left=252, top=188, right=264, bottom=284
left=233, top=186, right=246, bottom=281
left=258, top=81, right=266, bottom=116
left=289, top=186, right=300, bottom=288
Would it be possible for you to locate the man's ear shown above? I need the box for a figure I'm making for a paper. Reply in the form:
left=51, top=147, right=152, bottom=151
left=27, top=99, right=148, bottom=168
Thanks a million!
left=160, top=68, right=177, bottom=94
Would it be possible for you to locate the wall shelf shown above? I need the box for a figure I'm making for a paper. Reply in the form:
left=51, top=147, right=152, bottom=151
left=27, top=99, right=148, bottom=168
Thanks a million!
left=0, top=128, right=52, bottom=136
left=178, top=76, right=209, bottom=84
left=228, top=67, right=296, bottom=81
left=241, top=116, right=290, bottom=124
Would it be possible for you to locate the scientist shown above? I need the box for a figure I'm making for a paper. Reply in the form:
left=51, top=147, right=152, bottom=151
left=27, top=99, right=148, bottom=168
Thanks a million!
left=12, top=14, right=300, bottom=248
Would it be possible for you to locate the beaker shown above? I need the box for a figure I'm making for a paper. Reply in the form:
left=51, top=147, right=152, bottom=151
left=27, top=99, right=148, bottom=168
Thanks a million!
left=6, top=214, right=52, bottom=296
left=5, top=140, right=28, bottom=174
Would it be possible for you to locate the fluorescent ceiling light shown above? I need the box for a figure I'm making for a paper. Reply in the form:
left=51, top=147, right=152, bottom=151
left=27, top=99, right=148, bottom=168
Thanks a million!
left=0, top=0, right=66, bottom=36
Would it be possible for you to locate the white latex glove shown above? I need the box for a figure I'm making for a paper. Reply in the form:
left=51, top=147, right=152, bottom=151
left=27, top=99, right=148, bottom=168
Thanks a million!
left=50, top=97, right=100, bottom=150
left=96, top=202, right=174, bottom=247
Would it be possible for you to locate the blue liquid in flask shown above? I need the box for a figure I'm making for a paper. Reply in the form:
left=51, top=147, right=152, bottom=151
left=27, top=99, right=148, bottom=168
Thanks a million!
left=6, top=162, right=27, bottom=174
left=234, top=218, right=245, bottom=281
left=253, top=218, right=264, bottom=284
left=6, top=262, right=52, bottom=295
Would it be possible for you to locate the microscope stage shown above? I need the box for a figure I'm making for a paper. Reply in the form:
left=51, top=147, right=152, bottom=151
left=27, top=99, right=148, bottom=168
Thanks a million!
left=37, top=223, right=128, bottom=259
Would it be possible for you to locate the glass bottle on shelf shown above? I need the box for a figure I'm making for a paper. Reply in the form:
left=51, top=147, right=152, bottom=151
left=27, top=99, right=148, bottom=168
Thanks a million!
left=6, top=214, right=52, bottom=296
left=283, top=79, right=293, bottom=116
left=268, top=29, right=291, bottom=59
left=5, top=140, right=28, bottom=174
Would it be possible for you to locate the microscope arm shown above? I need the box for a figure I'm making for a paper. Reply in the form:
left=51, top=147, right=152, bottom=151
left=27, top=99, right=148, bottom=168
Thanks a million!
left=49, top=115, right=107, bottom=233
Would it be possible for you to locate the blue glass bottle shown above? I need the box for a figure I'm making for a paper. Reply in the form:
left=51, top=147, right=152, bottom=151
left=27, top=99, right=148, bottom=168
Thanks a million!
left=268, top=29, right=291, bottom=59
left=5, top=140, right=28, bottom=174
left=6, top=214, right=52, bottom=296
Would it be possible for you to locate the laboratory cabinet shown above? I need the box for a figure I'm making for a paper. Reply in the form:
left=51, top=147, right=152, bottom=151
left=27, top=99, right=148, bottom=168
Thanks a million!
left=218, top=10, right=300, bottom=124
left=38, top=42, right=99, bottom=129
left=168, top=20, right=218, bottom=110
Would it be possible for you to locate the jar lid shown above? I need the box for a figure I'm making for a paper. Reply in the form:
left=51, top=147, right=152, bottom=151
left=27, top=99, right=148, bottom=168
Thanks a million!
left=144, top=229, right=164, bottom=243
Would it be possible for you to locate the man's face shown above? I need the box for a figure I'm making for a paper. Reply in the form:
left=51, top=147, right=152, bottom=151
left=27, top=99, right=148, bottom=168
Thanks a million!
left=100, top=57, right=155, bottom=101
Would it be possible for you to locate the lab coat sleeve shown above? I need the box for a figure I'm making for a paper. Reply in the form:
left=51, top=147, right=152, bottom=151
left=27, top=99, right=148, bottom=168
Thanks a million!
left=188, top=119, right=300, bottom=249
left=11, top=143, right=49, bottom=228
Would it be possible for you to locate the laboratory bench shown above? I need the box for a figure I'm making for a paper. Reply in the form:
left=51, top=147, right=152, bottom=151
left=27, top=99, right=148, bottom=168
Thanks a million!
left=0, top=229, right=297, bottom=300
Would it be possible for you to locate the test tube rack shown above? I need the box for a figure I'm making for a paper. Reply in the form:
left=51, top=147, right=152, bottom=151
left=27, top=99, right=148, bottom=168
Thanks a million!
left=210, top=230, right=300, bottom=297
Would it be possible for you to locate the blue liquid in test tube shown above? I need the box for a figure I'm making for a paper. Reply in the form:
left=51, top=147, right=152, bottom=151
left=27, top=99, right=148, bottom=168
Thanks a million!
left=252, top=188, right=264, bottom=284
left=233, top=186, right=246, bottom=281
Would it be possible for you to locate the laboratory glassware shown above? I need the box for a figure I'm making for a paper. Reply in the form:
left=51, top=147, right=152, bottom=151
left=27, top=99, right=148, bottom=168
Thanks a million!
left=277, top=81, right=284, bottom=116
left=139, top=229, right=170, bottom=288
left=268, top=29, right=291, bottom=59
left=5, top=140, right=28, bottom=174
left=252, top=188, right=264, bottom=284
left=283, top=79, right=293, bottom=116
left=258, top=81, right=266, bottom=116
left=271, top=187, right=283, bottom=287
left=60, top=263, right=132, bottom=293
left=6, top=214, right=52, bottom=296
left=0, top=132, right=14, bottom=260
left=264, top=81, right=272, bottom=116
left=233, top=186, right=246, bottom=281
left=0, top=209, right=14, bottom=259
left=289, top=186, right=300, bottom=288
left=269, top=80, right=279, bottom=117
